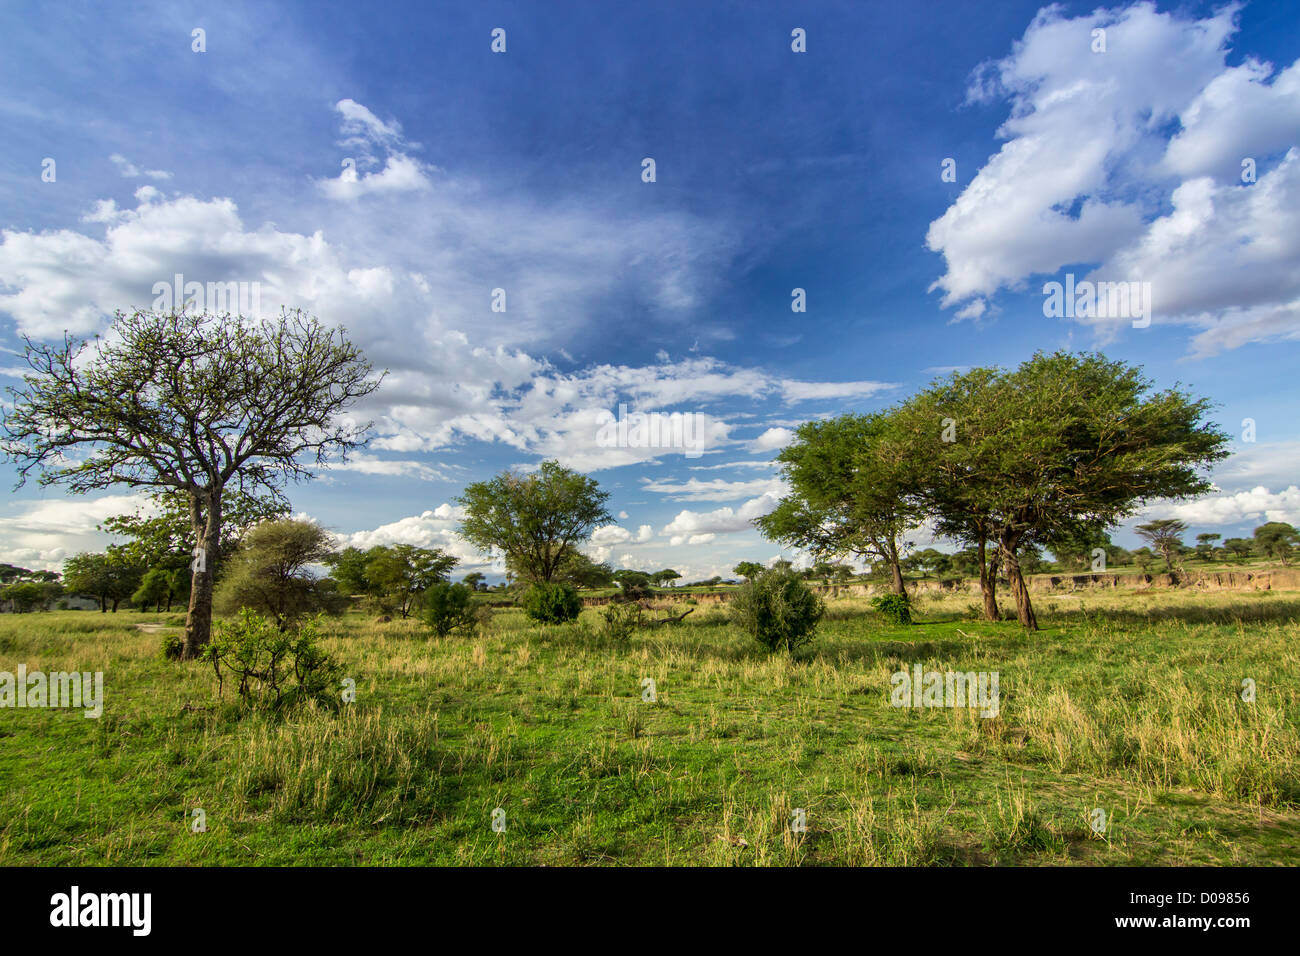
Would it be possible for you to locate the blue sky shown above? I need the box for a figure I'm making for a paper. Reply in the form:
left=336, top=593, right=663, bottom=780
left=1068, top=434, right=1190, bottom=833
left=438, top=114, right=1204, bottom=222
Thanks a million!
left=1, top=0, right=1298, bottom=579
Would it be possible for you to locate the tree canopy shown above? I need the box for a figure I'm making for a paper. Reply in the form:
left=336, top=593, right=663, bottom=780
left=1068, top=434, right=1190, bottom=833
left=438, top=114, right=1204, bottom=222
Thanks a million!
left=757, top=352, right=1229, bottom=630
left=2, top=307, right=382, bottom=657
left=456, top=460, right=612, bottom=584
left=756, top=412, right=921, bottom=595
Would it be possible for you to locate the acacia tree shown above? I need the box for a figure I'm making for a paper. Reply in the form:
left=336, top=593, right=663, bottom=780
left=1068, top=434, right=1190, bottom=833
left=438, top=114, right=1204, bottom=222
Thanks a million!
left=907, top=354, right=1228, bottom=630
left=214, top=518, right=347, bottom=630
left=887, top=367, right=1007, bottom=621
left=363, top=545, right=458, bottom=618
left=1253, top=522, right=1299, bottom=565
left=327, top=544, right=457, bottom=616
left=756, top=413, right=920, bottom=595
left=456, top=460, right=612, bottom=584
left=551, top=551, right=615, bottom=589
left=61, top=551, right=141, bottom=612
left=1135, top=519, right=1188, bottom=571
left=2, top=308, right=382, bottom=658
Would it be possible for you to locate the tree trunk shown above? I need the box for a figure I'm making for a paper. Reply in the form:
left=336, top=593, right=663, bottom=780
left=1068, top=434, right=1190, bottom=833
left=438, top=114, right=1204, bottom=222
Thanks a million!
left=882, top=535, right=906, bottom=596
left=977, top=537, right=999, bottom=622
left=1000, top=536, right=1038, bottom=631
left=890, top=559, right=906, bottom=596
left=182, top=490, right=222, bottom=660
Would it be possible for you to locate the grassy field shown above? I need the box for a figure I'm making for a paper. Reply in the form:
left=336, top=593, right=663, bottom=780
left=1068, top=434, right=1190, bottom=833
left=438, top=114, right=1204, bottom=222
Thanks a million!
left=1, top=586, right=1297, bottom=866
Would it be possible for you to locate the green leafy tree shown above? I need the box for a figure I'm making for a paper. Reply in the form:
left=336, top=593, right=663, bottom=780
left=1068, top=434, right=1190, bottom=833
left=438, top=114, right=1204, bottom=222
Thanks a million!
left=363, top=545, right=457, bottom=618
left=132, top=568, right=173, bottom=613
left=612, top=569, right=654, bottom=601
left=0, top=563, right=33, bottom=585
left=553, top=551, right=616, bottom=589
left=1223, top=538, right=1254, bottom=563
left=903, top=548, right=951, bottom=579
left=61, top=551, right=142, bottom=612
left=214, top=519, right=346, bottom=630
left=1195, top=532, right=1221, bottom=561
left=1048, top=528, right=1114, bottom=572
left=3, top=581, right=48, bottom=612
left=326, top=546, right=371, bottom=595
left=1135, top=519, right=1188, bottom=571
left=893, top=354, right=1228, bottom=630
left=887, top=366, right=1007, bottom=620
left=101, top=487, right=289, bottom=576
left=461, top=571, right=486, bottom=591
left=733, top=561, right=764, bottom=582
left=457, top=460, right=612, bottom=584
left=757, top=412, right=920, bottom=596
left=2, top=308, right=382, bottom=658
left=520, top=581, right=583, bottom=624
left=1253, top=522, right=1299, bottom=565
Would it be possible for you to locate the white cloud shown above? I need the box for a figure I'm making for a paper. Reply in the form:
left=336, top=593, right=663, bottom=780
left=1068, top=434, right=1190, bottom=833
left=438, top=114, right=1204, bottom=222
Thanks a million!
left=334, top=503, right=504, bottom=569
left=751, top=427, right=793, bottom=452
left=109, top=154, right=172, bottom=180
left=1162, top=58, right=1300, bottom=181
left=640, top=475, right=787, bottom=502
left=1140, top=485, right=1300, bottom=528
left=778, top=379, right=893, bottom=403
left=321, top=452, right=450, bottom=481
left=0, top=494, right=155, bottom=571
left=662, top=492, right=781, bottom=546
left=318, top=153, right=434, bottom=200
left=590, top=523, right=655, bottom=547
left=928, top=2, right=1300, bottom=354
left=1213, top=440, right=1300, bottom=490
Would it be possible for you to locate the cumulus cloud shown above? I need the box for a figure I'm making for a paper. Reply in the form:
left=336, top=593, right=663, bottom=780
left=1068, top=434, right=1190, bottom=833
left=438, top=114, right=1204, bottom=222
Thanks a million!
left=750, top=427, right=794, bottom=452
left=661, top=492, right=781, bottom=546
left=591, top=523, right=654, bottom=546
left=321, top=453, right=451, bottom=481
left=1212, top=440, right=1300, bottom=490
left=778, top=379, right=893, bottom=403
left=333, top=503, right=502, bottom=570
left=929, top=2, right=1300, bottom=354
left=1141, top=485, right=1300, bottom=528
left=316, top=100, right=435, bottom=199
left=0, top=494, right=155, bottom=570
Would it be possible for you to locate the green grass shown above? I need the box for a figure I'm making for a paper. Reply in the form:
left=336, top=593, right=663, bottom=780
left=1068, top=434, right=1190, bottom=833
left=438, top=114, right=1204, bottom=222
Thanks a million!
left=1, top=587, right=1298, bottom=866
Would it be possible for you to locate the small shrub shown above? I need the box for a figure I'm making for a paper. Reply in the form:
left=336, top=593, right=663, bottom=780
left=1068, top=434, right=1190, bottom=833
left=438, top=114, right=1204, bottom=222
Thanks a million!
left=730, top=568, right=824, bottom=653
left=600, top=601, right=641, bottom=642
left=871, top=593, right=912, bottom=625
left=521, top=582, right=583, bottom=625
left=423, top=582, right=481, bottom=638
left=159, top=631, right=183, bottom=661
left=202, top=608, right=343, bottom=711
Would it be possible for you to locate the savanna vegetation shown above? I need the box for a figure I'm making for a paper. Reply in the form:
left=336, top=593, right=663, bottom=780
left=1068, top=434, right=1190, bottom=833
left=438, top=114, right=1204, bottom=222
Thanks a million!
left=2, top=310, right=1296, bottom=867
left=1, top=585, right=1296, bottom=866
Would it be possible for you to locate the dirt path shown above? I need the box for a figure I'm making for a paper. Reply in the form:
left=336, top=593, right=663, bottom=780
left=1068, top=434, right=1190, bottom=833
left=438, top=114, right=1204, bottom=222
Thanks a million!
left=134, top=623, right=181, bottom=634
